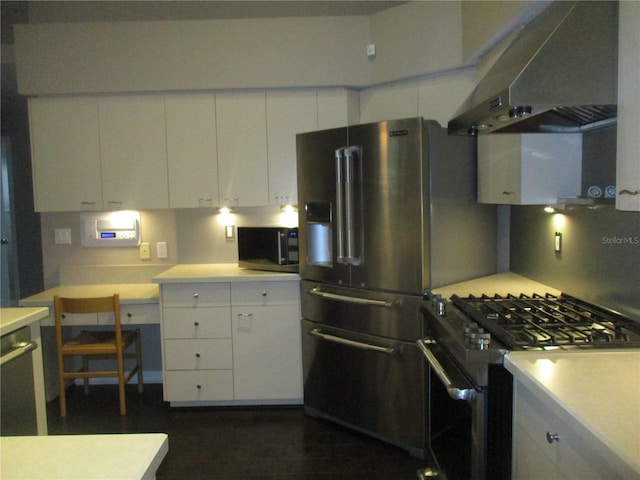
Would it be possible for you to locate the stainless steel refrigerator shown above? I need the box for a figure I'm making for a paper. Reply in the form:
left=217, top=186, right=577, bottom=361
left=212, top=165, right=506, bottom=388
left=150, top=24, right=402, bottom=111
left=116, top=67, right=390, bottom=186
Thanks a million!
left=296, top=118, right=497, bottom=458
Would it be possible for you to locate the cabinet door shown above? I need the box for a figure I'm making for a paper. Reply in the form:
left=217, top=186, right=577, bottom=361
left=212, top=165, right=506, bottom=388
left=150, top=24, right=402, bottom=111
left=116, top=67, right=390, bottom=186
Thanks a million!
left=478, top=134, right=581, bottom=205
left=317, top=89, right=360, bottom=129
left=232, top=305, right=303, bottom=401
left=29, top=97, right=102, bottom=212
left=616, top=1, right=640, bottom=211
left=98, top=95, right=169, bottom=210
left=478, top=134, right=522, bottom=204
left=216, top=91, right=269, bottom=207
left=266, top=90, right=318, bottom=206
left=165, top=94, right=219, bottom=208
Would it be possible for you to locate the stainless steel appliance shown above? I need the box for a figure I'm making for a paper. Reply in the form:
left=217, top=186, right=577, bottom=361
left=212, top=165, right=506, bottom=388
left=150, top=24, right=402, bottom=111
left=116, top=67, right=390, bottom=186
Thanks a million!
left=1, top=326, right=39, bottom=436
left=296, top=118, right=498, bottom=458
left=237, top=227, right=299, bottom=273
left=449, top=1, right=618, bottom=135
left=418, top=290, right=640, bottom=479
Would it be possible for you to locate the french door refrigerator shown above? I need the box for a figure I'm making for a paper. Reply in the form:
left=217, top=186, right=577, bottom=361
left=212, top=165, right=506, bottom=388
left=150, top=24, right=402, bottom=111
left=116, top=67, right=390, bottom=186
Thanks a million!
left=296, top=118, right=497, bottom=459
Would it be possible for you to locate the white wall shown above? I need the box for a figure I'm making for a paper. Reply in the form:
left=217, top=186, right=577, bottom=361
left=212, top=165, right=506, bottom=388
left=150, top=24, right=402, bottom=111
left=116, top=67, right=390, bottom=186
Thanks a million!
left=359, top=68, right=477, bottom=126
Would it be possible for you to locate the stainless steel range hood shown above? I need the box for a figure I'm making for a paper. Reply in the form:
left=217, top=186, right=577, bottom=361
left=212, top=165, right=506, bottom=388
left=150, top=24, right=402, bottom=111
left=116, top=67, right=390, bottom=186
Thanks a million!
left=448, top=1, right=618, bottom=135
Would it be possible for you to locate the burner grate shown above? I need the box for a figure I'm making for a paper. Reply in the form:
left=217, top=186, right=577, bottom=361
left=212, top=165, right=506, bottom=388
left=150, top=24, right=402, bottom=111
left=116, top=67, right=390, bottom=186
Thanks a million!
left=451, top=293, right=640, bottom=349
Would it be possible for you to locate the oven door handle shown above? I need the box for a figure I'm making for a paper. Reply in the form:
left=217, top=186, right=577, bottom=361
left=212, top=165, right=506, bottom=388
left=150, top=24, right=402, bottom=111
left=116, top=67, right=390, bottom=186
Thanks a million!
left=0, top=341, right=38, bottom=367
left=417, top=339, right=476, bottom=401
left=310, top=329, right=400, bottom=355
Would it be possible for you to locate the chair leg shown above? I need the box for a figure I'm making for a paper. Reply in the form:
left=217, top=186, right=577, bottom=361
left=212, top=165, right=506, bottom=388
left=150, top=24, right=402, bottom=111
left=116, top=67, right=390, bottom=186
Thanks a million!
left=136, top=329, right=143, bottom=394
left=83, top=355, right=90, bottom=395
left=117, top=352, right=126, bottom=415
left=58, top=361, right=67, bottom=417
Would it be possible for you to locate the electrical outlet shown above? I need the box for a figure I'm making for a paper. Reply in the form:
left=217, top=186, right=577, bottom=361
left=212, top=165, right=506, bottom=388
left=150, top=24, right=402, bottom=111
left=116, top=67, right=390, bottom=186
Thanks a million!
left=554, top=232, right=562, bottom=255
left=139, top=242, right=151, bottom=260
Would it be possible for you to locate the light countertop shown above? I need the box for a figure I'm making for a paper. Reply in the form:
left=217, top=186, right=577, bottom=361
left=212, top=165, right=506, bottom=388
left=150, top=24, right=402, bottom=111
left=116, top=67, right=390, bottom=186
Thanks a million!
left=0, top=433, right=168, bottom=480
left=18, top=283, right=159, bottom=307
left=152, top=263, right=301, bottom=283
left=0, top=307, right=50, bottom=337
left=432, top=272, right=561, bottom=299
left=505, top=350, right=640, bottom=475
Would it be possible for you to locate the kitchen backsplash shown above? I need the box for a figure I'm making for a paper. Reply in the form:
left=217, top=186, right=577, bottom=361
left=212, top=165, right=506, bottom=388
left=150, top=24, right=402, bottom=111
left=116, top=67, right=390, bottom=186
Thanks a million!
left=40, top=205, right=296, bottom=288
left=510, top=205, right=640, bottom=319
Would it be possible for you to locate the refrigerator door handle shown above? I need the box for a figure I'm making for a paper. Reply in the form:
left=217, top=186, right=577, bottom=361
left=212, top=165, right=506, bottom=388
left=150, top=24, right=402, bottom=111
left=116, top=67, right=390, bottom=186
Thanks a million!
left=343, top=146, right=361, bottom=266
left=308, top=287, right=400, bottom=308
left=310, top=328, right=400, bottom=355
left=335, top=148, right=346, bottom=264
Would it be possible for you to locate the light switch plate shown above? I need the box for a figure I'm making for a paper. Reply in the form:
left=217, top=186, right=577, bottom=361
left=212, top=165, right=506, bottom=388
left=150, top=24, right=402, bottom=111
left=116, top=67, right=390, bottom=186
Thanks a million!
left=156, top=241, right=168, bottom=259
left=54, top=228, right=72, bottom=244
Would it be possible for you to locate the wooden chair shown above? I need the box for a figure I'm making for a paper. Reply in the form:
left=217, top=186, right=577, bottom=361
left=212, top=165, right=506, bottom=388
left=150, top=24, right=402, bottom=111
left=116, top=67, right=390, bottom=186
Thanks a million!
left=53, top=294, right=143, bottom=416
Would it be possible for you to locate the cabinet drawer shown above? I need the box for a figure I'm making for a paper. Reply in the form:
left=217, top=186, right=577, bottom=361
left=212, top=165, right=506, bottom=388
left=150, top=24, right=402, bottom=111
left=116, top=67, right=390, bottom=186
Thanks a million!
left=515, top=382, right=612, bottom=479
left=164, top=370, right=233, bottom=402
left=231, top=281, right=299, bottom=305
left=98, top=303, right=160, bottom=325
left=162, top=283, right=230, bottom=307
left=164, top=339, right=232, bottom=370
left=162, top=307, right=231, bottom=339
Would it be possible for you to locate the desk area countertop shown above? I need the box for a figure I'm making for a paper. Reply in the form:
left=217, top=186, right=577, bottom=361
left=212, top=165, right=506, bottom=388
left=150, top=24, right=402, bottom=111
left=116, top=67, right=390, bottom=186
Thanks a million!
left=505, top=349, right=640, bottom=476
left=0, top=307, right=50, bottom=337
left=0, top=433, right=168, bottom=480
left=152, top=263, right=300, bottom=283
left=18, top=284, right=159, bottom=307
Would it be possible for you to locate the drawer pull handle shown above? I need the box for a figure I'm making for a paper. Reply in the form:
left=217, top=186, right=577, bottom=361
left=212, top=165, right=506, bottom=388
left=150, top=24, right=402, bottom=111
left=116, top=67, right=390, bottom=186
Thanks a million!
left=194, top=321, right=199, bottom=326
left=193, top=293, right=199, bottom=298
left=195, top=353, right=201, bottom=358
left=127, top=313, right=132, bottom=318
left=546, top=432, right=559, bottom=444
left=261, top=291, right=267, bottom=297
left=196, top=384, right=202, bottom=390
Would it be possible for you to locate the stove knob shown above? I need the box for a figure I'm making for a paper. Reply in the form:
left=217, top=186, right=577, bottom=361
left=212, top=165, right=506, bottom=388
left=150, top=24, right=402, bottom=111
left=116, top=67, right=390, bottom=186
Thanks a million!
left=469, top=332, right=491, bottom=349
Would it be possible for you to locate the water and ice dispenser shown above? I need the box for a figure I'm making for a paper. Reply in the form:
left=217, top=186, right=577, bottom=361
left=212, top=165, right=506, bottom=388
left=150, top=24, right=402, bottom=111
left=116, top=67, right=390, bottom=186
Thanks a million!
left=305, top=202, right=332, bottom=266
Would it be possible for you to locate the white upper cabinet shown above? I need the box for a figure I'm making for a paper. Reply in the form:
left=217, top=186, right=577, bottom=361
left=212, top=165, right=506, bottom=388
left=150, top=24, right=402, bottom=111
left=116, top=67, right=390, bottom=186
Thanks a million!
left=317, top=89, right=360, bottom=129
left=29, top=97, right=102, bottom=212
left=478, top=134, right=582, bottom=205
left=98, top=95, right=169, bottom=210
left=266, top=90, right=318, bottom=206
left=216, top=92, right=269, bottom=207
left=616, top=1, right=640, bottom=212
left=165, top=94, right=219, bottom=209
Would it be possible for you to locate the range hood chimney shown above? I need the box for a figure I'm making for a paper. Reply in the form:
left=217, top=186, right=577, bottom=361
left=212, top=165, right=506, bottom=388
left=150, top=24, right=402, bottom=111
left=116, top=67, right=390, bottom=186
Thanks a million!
left=448, top=1, right=618, bottom=135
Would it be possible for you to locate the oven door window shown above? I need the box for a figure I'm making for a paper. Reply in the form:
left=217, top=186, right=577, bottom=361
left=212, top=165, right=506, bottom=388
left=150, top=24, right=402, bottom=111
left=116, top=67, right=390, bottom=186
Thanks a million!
left=419, top=340, right=481, bottom=480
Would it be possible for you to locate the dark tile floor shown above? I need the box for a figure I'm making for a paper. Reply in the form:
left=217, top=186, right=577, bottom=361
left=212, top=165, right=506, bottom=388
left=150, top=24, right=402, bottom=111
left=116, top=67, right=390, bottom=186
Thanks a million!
left=47, top=384, right=426, bottom=479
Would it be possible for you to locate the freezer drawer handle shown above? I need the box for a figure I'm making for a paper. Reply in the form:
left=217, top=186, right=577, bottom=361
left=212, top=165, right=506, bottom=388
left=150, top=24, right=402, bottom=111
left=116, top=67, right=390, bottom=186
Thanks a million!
left=310, top=329, right=399, bottom=355
left=416, top=339, right=476, bottom=401
left=308, top=287, right=398, bottom=308
left=0, top=341, right=38, bottom=367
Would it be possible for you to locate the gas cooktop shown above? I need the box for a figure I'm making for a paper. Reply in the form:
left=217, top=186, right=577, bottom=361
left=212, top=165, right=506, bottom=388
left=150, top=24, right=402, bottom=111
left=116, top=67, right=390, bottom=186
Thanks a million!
left=451, top=292, right=640, bottom=350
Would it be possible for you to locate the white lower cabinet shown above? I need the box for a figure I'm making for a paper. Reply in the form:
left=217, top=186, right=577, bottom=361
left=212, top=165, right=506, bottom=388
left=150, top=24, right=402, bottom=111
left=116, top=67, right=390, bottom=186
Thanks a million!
left=513, top=381, right=627, bottom=479
left=160, top=280, right=302, bottom=405
left=232, top=304, right=302, bottom=401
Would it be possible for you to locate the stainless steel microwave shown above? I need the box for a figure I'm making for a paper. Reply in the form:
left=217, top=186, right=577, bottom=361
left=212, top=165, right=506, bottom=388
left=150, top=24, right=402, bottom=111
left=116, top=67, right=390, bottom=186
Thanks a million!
left=237, top=227, right=299, bottom=273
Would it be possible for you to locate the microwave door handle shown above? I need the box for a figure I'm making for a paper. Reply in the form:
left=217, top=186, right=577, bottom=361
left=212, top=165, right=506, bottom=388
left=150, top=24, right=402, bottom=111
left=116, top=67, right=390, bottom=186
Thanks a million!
left=276, top=231, right=284, bottom=265
left=335, top=148, right=346, bottom=264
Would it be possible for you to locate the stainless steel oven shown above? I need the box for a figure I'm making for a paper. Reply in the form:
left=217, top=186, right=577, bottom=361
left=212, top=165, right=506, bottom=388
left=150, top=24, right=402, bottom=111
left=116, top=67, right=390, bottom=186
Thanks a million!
left=1, top=326, right=39, bottom=436
left=418, top=290, right=640, bottom=480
